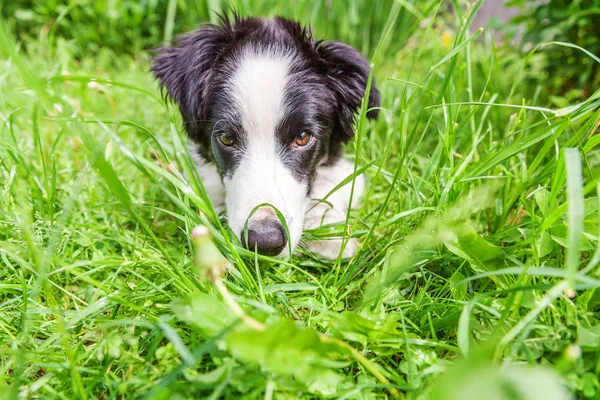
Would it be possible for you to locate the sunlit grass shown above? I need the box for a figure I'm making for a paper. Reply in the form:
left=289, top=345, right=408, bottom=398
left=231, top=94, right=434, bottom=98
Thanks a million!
left=1, top=1, right=600, bottom=399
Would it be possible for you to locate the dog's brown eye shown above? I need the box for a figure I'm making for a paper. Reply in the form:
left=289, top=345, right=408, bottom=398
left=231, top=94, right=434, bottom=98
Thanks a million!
left=219, top=135, right=234, bottom=146
left=294, top=131, right=312, bottom=147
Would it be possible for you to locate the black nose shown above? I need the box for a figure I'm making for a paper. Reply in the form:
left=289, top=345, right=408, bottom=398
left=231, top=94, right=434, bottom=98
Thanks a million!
left=241, top=220, right=287, bottom=256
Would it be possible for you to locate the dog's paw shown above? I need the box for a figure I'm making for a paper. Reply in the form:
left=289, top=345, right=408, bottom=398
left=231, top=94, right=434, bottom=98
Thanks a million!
left=305, top=238, right=358, bottom=260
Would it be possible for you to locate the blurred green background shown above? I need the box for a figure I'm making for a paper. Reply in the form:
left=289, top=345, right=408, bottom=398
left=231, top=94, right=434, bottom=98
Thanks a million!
left=1, top=1, right=600, bottom=399
left=0, top=0, right=413, bottom=59
left=2, top=0, right=599, bottom=94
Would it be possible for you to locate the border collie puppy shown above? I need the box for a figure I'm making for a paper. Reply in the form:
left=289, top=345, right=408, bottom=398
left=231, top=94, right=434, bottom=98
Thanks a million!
left=152, top=15, right=379, bottom=258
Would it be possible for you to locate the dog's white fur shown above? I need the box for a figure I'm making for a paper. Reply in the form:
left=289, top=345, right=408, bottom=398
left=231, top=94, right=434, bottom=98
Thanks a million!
left=304, top=160, right=364, bottom=259
left=223, top=50, right=306, bottom=255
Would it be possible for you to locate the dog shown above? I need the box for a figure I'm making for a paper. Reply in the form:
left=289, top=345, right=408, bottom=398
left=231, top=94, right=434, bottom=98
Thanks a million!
left=151, top=15, right=380, bottom=259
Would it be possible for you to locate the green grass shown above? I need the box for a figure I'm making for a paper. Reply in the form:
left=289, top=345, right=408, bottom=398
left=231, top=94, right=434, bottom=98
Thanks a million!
left=1, top=1, right=600, bottom=399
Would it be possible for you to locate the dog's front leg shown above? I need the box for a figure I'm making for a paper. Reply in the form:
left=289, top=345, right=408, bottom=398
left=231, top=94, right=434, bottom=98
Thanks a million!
left=303, top=159, right=365, bottom=259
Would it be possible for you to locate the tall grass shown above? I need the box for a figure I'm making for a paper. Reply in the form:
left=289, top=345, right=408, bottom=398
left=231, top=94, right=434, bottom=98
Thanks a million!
left=2, top=0, right=419, bottom=58
left=1, top=1, right=599, bottom=399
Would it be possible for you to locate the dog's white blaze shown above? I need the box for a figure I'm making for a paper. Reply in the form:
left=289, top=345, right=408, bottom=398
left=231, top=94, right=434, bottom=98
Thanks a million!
left=223, top=50, right=306, bottom=254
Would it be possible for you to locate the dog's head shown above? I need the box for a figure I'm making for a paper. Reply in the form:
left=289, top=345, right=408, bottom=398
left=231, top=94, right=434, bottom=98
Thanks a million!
left=152, top=15, right=379, bottom=256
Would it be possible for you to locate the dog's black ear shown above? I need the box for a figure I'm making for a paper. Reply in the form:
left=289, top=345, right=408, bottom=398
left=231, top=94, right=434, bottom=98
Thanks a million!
left=318, top=41, right=380, bottom=144
left=151, top=22, right=230, bottom=143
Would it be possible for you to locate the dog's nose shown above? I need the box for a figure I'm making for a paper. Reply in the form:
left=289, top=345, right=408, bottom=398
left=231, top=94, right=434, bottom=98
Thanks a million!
left=241, top=220, right=287, bottom=256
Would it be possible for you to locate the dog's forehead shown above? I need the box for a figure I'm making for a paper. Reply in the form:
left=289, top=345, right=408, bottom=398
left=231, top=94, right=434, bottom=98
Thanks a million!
left=227, top=49, right=293, bottom=143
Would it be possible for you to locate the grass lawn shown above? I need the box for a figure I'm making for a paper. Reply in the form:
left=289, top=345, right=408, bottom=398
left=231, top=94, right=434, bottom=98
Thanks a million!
left=1, top=1, right=600, bottom=399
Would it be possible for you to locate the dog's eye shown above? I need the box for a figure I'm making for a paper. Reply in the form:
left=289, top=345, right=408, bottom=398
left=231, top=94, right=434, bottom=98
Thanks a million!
left=294, top=131, right=312, bottom=147
left=219, top=135, right=235, bottom=147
